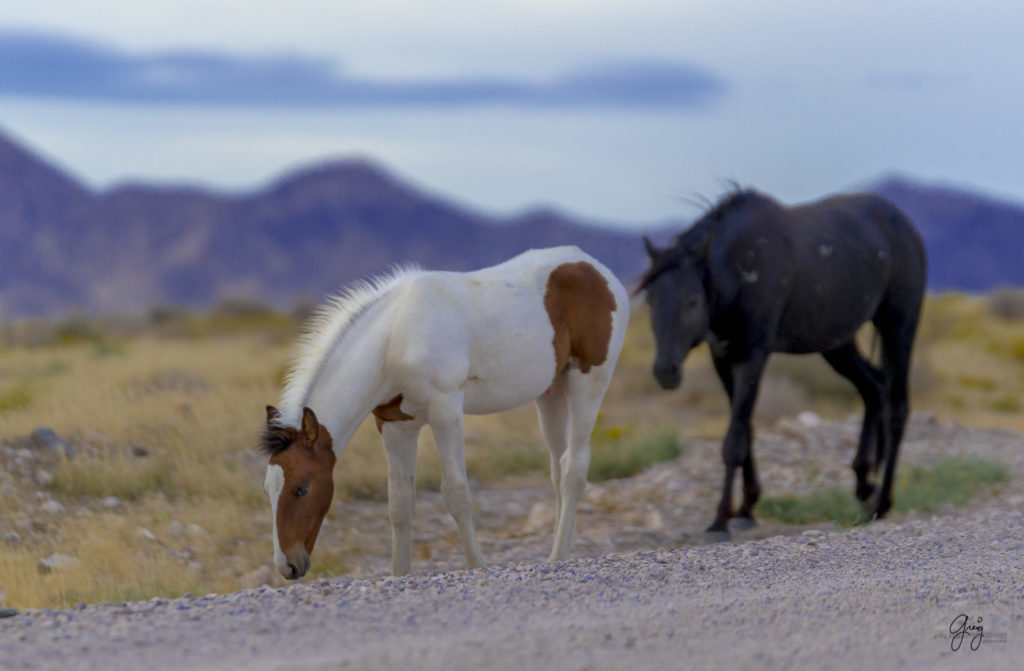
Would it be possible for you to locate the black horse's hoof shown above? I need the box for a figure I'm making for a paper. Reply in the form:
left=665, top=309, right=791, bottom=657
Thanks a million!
left=728, top=516, right=757, bottom=532
left=702, top=529, right=731, bottom=544
left=859, top=489, right=890, bottom=521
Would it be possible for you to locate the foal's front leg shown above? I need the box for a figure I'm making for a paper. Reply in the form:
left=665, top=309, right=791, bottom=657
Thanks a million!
left=707, top=351, right=766, bottom=541
left=428, top=393, right=485, bottom=569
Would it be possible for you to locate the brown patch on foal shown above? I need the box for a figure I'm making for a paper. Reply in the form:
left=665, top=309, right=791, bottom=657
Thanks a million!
left=373, top=394, right=414, bottom=432
left=543, top=261, right=617, bottom=375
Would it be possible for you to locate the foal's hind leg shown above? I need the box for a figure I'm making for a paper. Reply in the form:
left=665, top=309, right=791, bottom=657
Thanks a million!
left=821, top=342, right=886, bottom=503
left=535, top=372, right=569, bottom=524
left=549, top=367, right=612, bottom=561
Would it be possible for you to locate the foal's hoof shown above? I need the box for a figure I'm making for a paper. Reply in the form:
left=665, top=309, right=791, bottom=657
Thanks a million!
left=702, top=529, right=732, bottom=544
left=728, top=516, right=757, bottom=532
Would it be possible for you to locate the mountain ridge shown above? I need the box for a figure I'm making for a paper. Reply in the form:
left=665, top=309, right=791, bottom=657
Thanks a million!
left=1, top=130, right=1022, bottom=318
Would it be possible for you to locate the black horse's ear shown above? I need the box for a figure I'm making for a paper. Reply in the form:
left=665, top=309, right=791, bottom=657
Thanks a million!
left=266, top=405, right=281, bottom=425
left=643, top=235, right=659, bottom=258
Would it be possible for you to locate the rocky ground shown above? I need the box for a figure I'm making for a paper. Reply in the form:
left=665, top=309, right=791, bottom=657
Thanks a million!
left=1, top=413, right=1023, bottom=669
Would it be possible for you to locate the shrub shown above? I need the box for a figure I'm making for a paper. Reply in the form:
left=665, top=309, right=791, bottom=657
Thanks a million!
left=989, top=287, right=1024, bottom=321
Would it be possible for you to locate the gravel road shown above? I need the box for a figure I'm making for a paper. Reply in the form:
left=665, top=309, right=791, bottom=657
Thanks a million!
left=2, top=503, right=1022, bottom=671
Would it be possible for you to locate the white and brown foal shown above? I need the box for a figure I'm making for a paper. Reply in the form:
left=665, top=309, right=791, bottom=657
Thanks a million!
left=262, top=246, right=628, bottom=578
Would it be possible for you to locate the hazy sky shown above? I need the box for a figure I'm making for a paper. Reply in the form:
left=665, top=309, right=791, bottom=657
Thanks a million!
left=1, top=1, right=1022, bottom=228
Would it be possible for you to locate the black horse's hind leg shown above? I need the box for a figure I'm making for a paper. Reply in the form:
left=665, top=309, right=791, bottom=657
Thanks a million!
left=870, top=322, right=918, bottom=518
left=821, top=342, right=886, bottom=502
left=707, top=351, right=767, bottom=540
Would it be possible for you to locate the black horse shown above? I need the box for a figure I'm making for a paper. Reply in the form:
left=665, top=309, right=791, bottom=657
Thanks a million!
left=640, top=188, right=926, bottom=540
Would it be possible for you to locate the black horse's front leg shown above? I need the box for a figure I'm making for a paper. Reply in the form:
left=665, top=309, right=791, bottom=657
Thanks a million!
left=706, top=351, right=767, bottom=541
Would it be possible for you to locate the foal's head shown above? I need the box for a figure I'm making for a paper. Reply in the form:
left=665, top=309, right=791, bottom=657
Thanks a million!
left=262, top=405, right=336, bottom=580
left=640, top=230, right=712, bottom=390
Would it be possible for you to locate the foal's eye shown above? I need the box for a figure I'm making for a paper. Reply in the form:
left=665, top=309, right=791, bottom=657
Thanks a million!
left=295, top=487, right=308, bottom=498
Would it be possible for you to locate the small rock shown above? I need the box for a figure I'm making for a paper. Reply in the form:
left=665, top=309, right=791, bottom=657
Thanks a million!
left=101, top=496, right=123, bottom=508
left=240, top=565, right=276, bottom=589
left=525, top=502, right=554, bottom=531
left=797, top=411, right=822, bottom=428
left=582, top=485, right=608, bottom=507
left=40, top=500, right=66, bottom=514
left=643, top=509, right=665, bottom=532
left=167, top=520, right=186, bottom=538
left=34, top=469, right=54, bottom=487
left=137, top=527, right=158, bottom=542
left=187, top=524, right=207, bottom=538
left=0, top=607, right=17, bottom=619
left=503, top=501, right=527, bottom=517
left=38, top=553, right=79, bottom=574
left=775, top=417, right=811, bottom=444
left=30, top=428, right=75, bottom=458
left=913, top=410, right=938, bottom=425
left=3, top=532, right=22, bottom=545
left=128, top=444, right=150, bottom=458
left=185, top=561, right=205, bottom=576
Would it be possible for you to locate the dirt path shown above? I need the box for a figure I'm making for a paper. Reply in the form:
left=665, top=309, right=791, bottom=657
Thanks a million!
left=1, top=505, right=1022, bottom=671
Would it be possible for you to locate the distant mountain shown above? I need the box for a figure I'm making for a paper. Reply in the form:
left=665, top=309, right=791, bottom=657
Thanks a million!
left=2, top=130, right=1023, bottom=318
left=0, top=132, right=649, bottom=318
left=870, top=176, right=1024, bottom=292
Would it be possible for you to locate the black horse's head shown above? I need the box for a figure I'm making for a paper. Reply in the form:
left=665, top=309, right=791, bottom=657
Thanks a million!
left=639, top=229, right=712, bottom=390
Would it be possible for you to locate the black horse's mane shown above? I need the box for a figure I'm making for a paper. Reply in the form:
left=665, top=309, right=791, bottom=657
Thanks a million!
left=638, top=187, right=761, bottom=292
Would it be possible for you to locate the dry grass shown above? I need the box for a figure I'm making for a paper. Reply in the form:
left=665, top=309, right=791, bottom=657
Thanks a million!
left=1, top=293, right=1022, bottom=608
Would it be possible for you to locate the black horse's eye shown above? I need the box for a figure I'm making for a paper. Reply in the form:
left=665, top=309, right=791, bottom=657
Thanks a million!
left=295, top=486, right=308, bottom=498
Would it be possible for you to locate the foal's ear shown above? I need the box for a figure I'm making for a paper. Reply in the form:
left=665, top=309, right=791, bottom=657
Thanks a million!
left=266, top=405, right=281, bottom=425
left=301, top=407, right=320, bottom=443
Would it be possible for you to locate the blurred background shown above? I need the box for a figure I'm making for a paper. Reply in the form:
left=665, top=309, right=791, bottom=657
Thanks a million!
left=1, top=1, right=1023, bottom=609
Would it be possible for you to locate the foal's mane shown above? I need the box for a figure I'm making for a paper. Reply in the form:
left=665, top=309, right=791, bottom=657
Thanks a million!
left=277, top=265, right=422, bottom=427
left=261, top=423, right=298, bottom=456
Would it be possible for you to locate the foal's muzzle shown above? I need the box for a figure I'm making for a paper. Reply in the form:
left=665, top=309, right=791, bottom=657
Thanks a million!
left=277, top=549, right=310, bottom=580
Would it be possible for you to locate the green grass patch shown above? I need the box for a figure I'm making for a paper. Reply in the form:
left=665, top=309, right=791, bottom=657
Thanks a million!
left=756, top=457, right=1011, bottom=525
left=757, top=487, right=865, bottom=525
left=991, top=396, right=1023, bottom=413
left=893, top=457, right=1010, bottom=514
left=957, top=374, right=998, bottom=391
left=52, top=453, right=174, bottom=500
left=589, top=427, right=684, bottom=481
left=0, top=383, right=35, bottom=412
